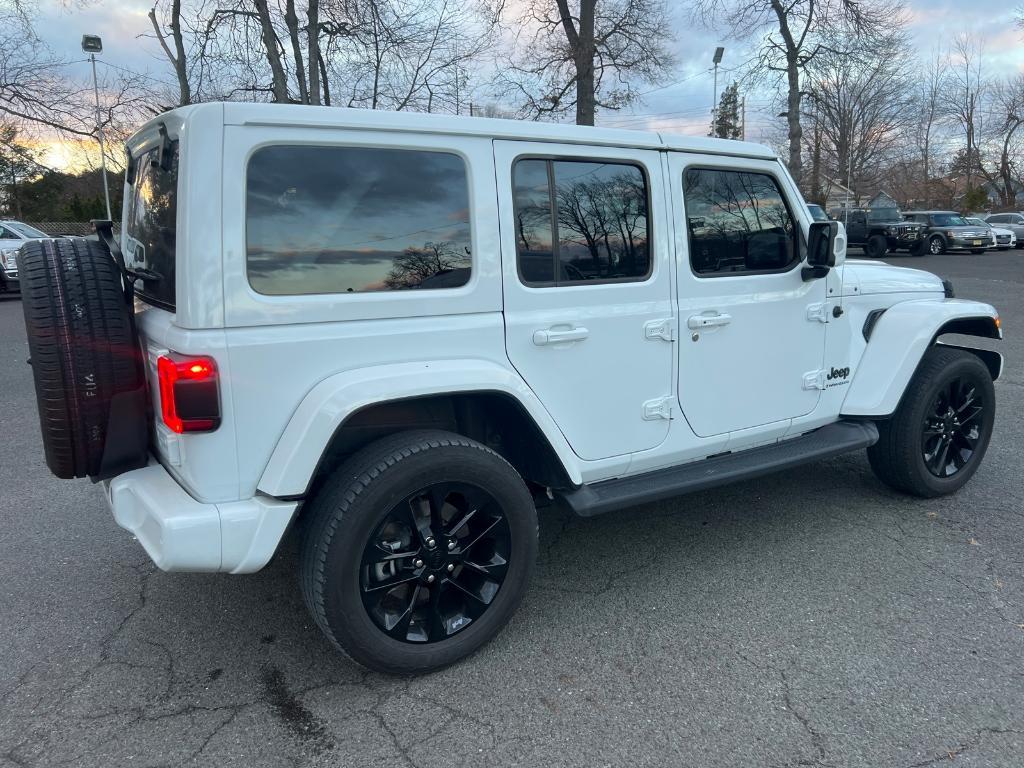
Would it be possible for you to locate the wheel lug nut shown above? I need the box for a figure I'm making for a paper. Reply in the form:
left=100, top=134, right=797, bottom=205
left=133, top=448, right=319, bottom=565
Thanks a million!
left=414, top=559, right=424, bottom=568
left=447, top=563, right=455, bottom=573
left=426, top=537, right=436, bottom=548
left=447, top=541, right=456, bottom=551
left=426, top=574, right=435, bottom=583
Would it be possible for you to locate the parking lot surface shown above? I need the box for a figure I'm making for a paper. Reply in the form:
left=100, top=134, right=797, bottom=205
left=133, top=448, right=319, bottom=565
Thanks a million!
left=1, top=251, right=1022, bottom=768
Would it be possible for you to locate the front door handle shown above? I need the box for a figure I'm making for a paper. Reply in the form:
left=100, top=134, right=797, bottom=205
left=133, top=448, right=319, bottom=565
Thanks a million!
left=687, top=312, right=732, bottom=330
left=533, top=326, right=590, bottom=346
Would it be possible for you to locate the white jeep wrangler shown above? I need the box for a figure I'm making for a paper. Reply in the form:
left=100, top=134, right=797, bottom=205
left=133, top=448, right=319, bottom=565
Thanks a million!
left=16, top=104, right=1003, bottom=674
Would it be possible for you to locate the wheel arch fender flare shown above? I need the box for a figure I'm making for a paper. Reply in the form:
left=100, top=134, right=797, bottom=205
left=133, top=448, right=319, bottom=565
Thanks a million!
left=257, top=359, right=583, bottom=497
left=841, top=299, right=1002, bottom=418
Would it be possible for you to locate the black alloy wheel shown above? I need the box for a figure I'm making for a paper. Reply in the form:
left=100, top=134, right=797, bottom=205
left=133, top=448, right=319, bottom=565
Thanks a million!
left=300, top=430, right=537, bottom=673
left=867, top=346, right=995, bottom=498
left=360, top=482, right=511, bottom=644
left=928, top=235, right=945, bottom=255
left=921, top=377, right=985, bottom=479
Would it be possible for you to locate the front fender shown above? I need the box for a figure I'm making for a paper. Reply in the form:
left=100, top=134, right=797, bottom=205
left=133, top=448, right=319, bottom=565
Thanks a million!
left=257, top=359, right=583, bottom=497
left=841, top=298, right=1001, bottom=418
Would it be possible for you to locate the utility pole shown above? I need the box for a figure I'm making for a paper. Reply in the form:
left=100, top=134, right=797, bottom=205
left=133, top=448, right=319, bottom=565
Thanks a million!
left=82, top=35, right=112, bottom=221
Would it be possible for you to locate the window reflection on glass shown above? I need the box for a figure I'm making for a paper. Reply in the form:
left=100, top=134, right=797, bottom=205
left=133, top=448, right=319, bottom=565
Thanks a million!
left=125, top=144, right=178, bottom=307
left=684, top=168, right=796, bottom=275
left=512, top=158, right=650, bottom=286
left=246, top=146, right=472, bottom=295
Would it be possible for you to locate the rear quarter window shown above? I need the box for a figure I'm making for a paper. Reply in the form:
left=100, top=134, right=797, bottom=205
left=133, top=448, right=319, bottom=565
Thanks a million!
left=124, top=144, right=178, bottom=310
left=245, top=145, right=472, bottom=295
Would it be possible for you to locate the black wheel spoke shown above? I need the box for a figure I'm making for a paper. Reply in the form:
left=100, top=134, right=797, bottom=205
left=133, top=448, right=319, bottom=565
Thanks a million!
left=428, top=581, right=447, bottom=641
left=462, top=516, right=502, bottom=553
left=387, top=585, right=420, bottom=639
left=447, top=573, right=494, bottom=605
left=462, top=553, right=508, bottom=581
left=363, top=572, right=418, bottom=593
left=959, top=406, right=983, bottom=426
left=408, top=496, right=435, bottom=545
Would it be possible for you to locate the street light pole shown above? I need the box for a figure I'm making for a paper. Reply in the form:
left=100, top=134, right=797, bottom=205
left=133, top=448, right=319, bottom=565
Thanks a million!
left=83, top=35, right=112, bottom=221
left=711, top=47, right=725, bottom=133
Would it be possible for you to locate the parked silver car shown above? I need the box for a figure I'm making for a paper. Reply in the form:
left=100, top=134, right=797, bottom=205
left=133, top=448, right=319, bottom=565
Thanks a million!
left=965, top=217, right=1016, bottom=251
left=1, top=221, right=49, bottom=294
left=982, top=213, right=1024, bottom=248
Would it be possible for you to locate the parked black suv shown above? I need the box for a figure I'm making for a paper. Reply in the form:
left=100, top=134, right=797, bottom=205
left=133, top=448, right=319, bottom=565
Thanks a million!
left=829, top=206, right=925, bottom=258
left=903, top=211, right=990, bottom=255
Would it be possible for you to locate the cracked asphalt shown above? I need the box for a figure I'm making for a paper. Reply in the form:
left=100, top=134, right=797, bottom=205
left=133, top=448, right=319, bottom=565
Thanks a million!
left=1, top=250, right=1022, bottom=768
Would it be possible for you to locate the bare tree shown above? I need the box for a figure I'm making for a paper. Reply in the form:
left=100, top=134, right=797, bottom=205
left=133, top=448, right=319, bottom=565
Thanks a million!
left=803, top=27, right=915, bottom=200
left=694, top=0, right=885, bottom=184
left=912, top=48, right=947, bottom=205
left=944, top=34, right=985, bottom=194
left=982, top=75, right=1024, bottom=209
left=491, top=0, right=674, bottom=126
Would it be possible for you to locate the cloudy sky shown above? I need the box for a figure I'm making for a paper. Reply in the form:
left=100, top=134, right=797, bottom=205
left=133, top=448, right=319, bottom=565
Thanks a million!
left=28, top=0, right=1024, bottom=167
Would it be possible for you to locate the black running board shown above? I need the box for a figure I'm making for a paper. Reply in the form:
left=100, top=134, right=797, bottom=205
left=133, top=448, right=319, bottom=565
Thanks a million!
left=558, top=421, right=879, bottom=517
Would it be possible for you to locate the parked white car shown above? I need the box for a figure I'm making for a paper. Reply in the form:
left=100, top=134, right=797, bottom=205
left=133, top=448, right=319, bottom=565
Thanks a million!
left=965, top=217, right=1016, bottom=251
left=983, top=212, right=1024, bottom=246
left=1, top=220, right=47, bottom=293
left=15, top=104, right=1004, bottom=673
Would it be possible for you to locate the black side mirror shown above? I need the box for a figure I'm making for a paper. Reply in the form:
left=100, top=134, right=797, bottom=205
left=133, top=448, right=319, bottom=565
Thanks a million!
left=802, top=221, right=838, bottom=281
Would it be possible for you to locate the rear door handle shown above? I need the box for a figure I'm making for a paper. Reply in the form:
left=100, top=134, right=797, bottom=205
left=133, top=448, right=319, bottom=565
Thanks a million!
left=533, top=326, right=590, bottom=346
left=687, top=312, right=732, bottom=330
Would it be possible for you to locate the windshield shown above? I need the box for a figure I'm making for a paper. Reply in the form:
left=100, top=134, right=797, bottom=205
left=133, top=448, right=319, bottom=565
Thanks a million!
left=125, top=141, right=178, bottom=309
left=867, top=208, right=900, bottom=222
left=806, top=204, right=828, bottom=222
left=932, top=213, right=969, bottom=227
left=6, top=222, right=48, bottom=239
left=965, top=218, right=988, bottom=227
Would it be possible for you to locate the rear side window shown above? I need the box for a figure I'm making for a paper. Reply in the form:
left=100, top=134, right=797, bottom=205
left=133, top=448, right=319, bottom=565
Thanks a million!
left=684, top=168, right=797, bottom=276
left=512, top=158, right=650, bottom=286
left=124, top=143, right=178, bottom=309
left=246, top=145, right=472, bottom=295
left=988, top=215, right=1005, bottom=223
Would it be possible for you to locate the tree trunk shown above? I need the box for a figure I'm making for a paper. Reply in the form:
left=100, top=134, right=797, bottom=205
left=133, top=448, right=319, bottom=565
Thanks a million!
left=252, top=0, right=289, bottom=103
left=318, top=50, right=330, bottom=105
left=306, top=0, right=320, bottom=105
left=284, top=0, right=309, bottom=103
left=148, top=0, right=191, bottom=106
left=785, top=55, right=803, bottom=184
left=575, top=0, right=596, bottom=126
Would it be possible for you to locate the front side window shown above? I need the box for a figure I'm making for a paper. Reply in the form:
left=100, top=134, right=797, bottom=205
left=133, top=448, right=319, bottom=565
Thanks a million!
left=868, top=208, right=900, bottom=222
left=684, top=168, right=797, bottom=275
left=246, top=145, right=472, bottom=295
left=931, top=213, right=969, bottom=227
left=512, top=158, right=650, bottom=286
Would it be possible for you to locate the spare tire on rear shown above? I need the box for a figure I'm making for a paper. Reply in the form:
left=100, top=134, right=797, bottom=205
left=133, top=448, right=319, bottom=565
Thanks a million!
left=17, top=237, right=149, bottom=480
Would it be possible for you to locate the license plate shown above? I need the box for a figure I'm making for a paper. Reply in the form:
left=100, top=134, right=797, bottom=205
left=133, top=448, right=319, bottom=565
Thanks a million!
left=973, top=240, right=983, bottom=246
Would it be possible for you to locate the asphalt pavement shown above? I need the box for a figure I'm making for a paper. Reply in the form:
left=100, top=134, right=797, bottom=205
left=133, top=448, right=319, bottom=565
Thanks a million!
left=1, top=250, right=1022, bottom=768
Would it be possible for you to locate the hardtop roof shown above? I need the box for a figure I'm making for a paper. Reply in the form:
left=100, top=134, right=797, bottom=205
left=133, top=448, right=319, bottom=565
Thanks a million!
left=156, top=102, right=778, bottom=160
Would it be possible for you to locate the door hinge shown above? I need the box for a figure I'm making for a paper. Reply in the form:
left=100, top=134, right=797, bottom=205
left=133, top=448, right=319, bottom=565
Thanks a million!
left=644, top=318, right=676, bottom=342
left=806, top=303, right=829, bottom=323
left=642, top=396, right=674, bottom=421
left=802, top=370, right=826, bottom=390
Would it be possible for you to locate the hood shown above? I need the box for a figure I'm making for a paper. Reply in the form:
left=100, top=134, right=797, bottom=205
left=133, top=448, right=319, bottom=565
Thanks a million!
left=840, top=261, right=944, bottom=296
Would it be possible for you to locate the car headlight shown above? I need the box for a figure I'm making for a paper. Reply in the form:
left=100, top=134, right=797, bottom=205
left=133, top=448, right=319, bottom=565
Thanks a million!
left=1, top=248, right=18, bottom=270
left=946, top=230, right=957, bottom=238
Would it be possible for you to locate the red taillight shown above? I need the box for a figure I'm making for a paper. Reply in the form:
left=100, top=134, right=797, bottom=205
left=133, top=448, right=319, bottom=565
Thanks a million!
left=157, top=354, right=220, bottom=433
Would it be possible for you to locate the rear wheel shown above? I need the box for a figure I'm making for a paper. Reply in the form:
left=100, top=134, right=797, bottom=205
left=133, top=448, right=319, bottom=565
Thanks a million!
left=300, top=430, right=538, bottom=674
left=865, top=234, right=888, bottom=258
left=928, top=235, right=945, bottom=255
left=868, top=347, right=994, bottom=498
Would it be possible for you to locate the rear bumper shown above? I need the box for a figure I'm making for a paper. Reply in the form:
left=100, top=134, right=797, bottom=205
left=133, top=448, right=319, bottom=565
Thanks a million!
left=105, top=460, right=299, bottom=573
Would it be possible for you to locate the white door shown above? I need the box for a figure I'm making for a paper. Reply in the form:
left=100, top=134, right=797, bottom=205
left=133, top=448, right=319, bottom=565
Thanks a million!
left=669, top=155, right=827, bottom=437
left=495, top=141, right=675, bottom=461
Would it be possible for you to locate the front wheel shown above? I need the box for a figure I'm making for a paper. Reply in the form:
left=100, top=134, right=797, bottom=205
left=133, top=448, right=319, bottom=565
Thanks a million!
left=300, top=430, right=538, bottom=674
left=928, top=235, right=945, bottom=255
left=867, top=347, right=995, bottom=498
left=865, top=234, right=888, bottom=259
